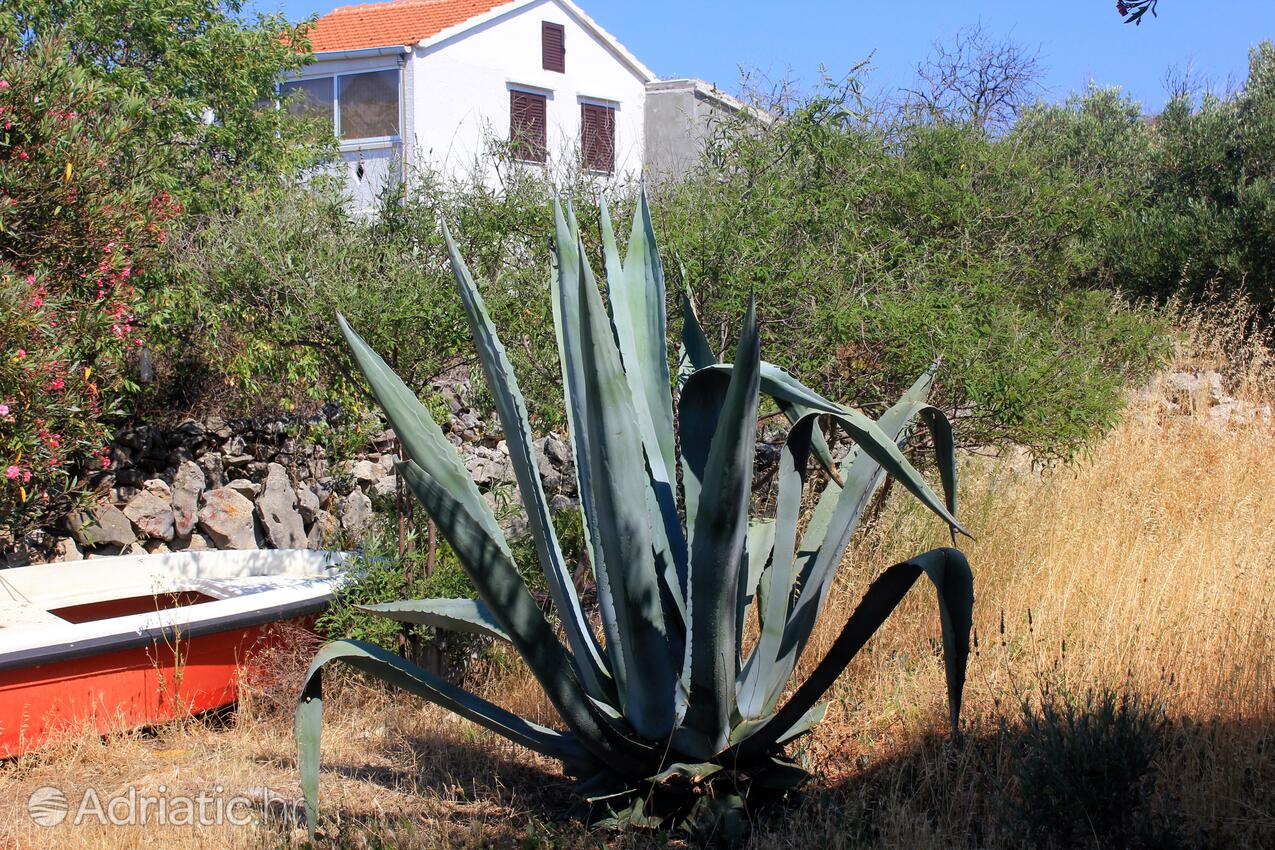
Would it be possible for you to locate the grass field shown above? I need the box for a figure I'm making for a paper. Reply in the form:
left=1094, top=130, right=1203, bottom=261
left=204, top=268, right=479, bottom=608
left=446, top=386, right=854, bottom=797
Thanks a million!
left=2, top=327, right=1272, bottom=849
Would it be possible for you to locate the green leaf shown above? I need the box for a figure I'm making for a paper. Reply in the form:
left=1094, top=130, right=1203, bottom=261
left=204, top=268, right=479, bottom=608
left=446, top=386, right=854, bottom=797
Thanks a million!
left=396, top=460, right=651, bottom=769
left=682, top=297, right=761, bottom=754
left=569, top=230, right=678, bottom=741
left=440, top=219, right=613, bottom=707
left=763, top=372, right=957, bottom=715
left=357, top=598, right=510, bottom=642
left=677, top=366, right=731, bottom=553
left=295, top=639, right=592, bottom=838
left=336, top=313, right=504, bottom=552
left=734, top=547, right=974, bottom=762
left=677, top=286, right=717, bottom=392
left=600, top=194, right=688, bottom=631
left=737, top=412, right=818, bottom=719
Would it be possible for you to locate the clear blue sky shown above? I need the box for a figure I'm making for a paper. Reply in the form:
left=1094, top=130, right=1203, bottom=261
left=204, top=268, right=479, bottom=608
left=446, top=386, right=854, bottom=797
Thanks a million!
left=253, top=0, right=1275, bottom=112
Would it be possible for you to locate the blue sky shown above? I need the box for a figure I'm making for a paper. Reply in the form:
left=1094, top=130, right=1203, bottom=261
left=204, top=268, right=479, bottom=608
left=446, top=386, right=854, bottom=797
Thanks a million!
left=254, top=0, right=1275, bottom=112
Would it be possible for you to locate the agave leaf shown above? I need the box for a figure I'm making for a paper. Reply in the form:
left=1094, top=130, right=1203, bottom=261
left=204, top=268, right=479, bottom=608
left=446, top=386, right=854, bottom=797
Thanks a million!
left=336, top=314, right=506, bottom=554
left=757, top=373, right=958, bottom=715
left=677, top=366, right=731, bottom=553
left=649, top=761, right=723, bottom=783
left=600, top=194, right=689, bottom=628
left=440, top=220, right=613, bottom=707
left=696, top=361, right=964, bottom=535
left=677, top=285, right=717, bottom=403
left=776, top=400, right=838, bottom=482
left=682, top=298, right=761, bottom=754
left=357, top=598, right=510, bottom=643
left=737, top=413, right=818, bottom=719
left=741, top=519, right=776, bottom=617
left=295, top=639, right=591, bottom=838
left=601, top=191, right=678, bottom=497
left=734, top=547, right=974, bottom=762
left=396, top=460, right=651, bottom=768
left=774, top=701, right=829, bottom=746
left=749, top=755, right=813, bottom=790
left=572, top=234, right=678, bottom=741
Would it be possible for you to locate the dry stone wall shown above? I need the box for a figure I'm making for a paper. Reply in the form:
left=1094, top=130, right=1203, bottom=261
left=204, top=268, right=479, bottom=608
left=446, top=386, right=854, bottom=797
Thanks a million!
left=2, top=375, right=579, bottom=566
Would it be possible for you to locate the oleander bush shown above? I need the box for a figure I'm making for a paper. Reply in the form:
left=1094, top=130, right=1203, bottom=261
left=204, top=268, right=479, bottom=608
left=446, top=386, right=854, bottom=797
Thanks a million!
left=0, top=39, right=175, bottom=540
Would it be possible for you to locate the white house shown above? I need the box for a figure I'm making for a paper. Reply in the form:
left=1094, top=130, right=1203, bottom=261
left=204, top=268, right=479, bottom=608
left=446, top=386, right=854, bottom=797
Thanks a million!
left=291, top=0, right=757, bottom=208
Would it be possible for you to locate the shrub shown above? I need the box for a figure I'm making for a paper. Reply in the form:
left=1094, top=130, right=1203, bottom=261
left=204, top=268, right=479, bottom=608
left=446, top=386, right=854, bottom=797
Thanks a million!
left=1010, top=686, right=1175, bottom=848
left=0, top=39, right=177, bottom=541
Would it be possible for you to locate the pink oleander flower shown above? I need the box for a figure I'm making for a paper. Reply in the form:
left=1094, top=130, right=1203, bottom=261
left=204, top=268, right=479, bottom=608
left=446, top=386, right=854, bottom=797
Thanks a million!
left=5, top=465, right=19, bottom=480
left=21, top=471, right=30, bottom=483
left=49, top=377, right=64, bottom=390
left=0, top=80, right=9, bottom=90
left=0, top=404, right=9, bottom=416
left=14, top=349, right=25, bottom=360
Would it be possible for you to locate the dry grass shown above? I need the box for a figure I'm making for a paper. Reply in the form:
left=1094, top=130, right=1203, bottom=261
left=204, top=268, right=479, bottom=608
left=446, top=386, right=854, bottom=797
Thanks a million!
left=2, top=321, right=1273, bottom=849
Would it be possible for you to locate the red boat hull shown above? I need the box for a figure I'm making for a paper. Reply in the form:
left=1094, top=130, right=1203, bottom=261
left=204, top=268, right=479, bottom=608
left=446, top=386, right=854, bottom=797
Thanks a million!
left=0, top=618, right=307, bottom=758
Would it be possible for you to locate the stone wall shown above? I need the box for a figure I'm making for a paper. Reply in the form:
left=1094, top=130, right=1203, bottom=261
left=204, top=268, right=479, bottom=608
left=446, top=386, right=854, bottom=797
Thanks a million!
left=3, top=374, right=578, bottom=567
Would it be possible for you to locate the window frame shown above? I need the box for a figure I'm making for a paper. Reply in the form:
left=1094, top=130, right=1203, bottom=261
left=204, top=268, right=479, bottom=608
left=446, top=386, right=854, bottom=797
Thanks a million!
left=509, top=87, right=549, bottom=165
left=541, top=21, right=565, bottom=73
left=579, top=100, right=616, bottom=174
left=279, top=67, right=403, bottom=147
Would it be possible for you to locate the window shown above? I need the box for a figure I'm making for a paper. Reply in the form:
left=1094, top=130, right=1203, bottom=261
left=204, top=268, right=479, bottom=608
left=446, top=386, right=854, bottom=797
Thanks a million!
left=510, top=90, right=547, bottom=164
left=279, top=69, right=400, bottom=142
left=339, top=70, right=399, bottom=139
left=280, top=78, right=334, bottom=124
left=581, top=103, right=615, bottom=173
left=542, top=22, right=565, bottom=72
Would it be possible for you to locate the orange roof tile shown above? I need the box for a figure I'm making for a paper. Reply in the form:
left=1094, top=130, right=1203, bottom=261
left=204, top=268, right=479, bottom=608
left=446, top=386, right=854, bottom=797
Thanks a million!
left=308, top=0, right=513, bottom=52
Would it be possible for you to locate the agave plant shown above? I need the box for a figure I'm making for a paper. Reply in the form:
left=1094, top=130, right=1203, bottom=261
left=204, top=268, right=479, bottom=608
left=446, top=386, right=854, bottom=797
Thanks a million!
left=296, top=190, right=974, bottom=842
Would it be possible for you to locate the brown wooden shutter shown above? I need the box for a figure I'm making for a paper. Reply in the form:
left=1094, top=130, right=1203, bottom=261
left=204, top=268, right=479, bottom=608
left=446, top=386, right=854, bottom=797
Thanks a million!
left=510, top=90, right=547, bottom=163
left=542, top=22, right=565, bottom=72
left=581, top=103, right=615, bottom=173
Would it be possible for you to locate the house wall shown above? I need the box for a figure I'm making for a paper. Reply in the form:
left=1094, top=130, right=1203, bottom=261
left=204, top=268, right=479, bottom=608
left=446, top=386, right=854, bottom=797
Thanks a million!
left=408, top=0, right=649, bottom=185
left=287, top=48, right=412, bottom=212
left=644, top=79, right=759, bottom=184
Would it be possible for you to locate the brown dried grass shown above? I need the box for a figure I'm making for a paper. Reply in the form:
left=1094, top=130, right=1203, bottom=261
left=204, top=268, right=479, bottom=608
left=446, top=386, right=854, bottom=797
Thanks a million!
left=1, top=316, right=1272, bottom=849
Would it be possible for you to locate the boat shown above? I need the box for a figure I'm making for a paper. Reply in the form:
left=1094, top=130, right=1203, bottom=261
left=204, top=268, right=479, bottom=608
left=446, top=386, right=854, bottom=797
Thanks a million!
left=0, top=549, right=351, bottom=757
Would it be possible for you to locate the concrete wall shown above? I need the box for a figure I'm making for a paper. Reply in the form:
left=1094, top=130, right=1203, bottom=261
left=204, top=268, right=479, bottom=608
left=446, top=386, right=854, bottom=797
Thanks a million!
left=643, top=79, right=762, bottom=184
left=408, top=0, right=650, bottom=186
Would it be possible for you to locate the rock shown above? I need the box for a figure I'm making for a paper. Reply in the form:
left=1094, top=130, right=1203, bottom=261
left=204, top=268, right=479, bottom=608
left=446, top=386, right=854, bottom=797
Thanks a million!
left=123, top=490, right=175, bottom=541
left=145, top=540, right=171, bottom=554
left=307, top=509, right=339, bottom=548
left=142, top=478, right=172, bottom=500
left=256, top=463, right=307, bottom=549
left=377, top=453, right=398, bottom=473
left=371, top=474, right=397, bottom=499
left=176, top=531, right=214, bottom=552
left=170, top=460, right=206, bottom=537
left=198, top=487, right=259, bottom=549
left=53, top=537, right=82, bottom=562
left=205, top=414, right=232, bottom=440
left=199, top=451, right=227, bottom=489
left=541, top=432, right=571, bottom=466
left=1208, top=399, right=1273, bottom=428
left=1164, top=371, right=1228, bottom=408
left=339, top=490, right=374, bottom=538
left=464, top=446, right=513, bottom=486
left=549, top=494, right=577, bottom=513
left=69, top=503, right=137, bottom=548
left=349, top=459, right=382, bottom=486
left=227, top=478, right=260, bottom=499
left=295, top=484, right=320, bottom=525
